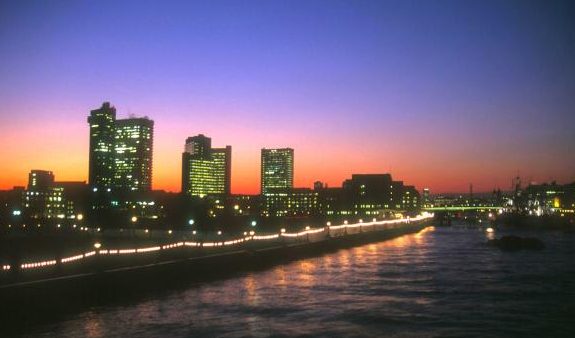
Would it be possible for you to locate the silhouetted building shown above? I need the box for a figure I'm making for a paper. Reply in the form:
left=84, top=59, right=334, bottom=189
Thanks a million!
left=316, top=173, right=420, bottom=216
left=261, top=148, right=293, bottom=194
left=343, top=174, right=394, bottom=213
left=87, top=102, right=116, bottom=191
left=422, top=188, right=430, bottom=207
left=184, top=134, right=211, bottom=158
left=316, top=186, right=350, bottom=216
left=87, top=102, right=154, bottom=193
left=182, top=135, right=231, bottom=197
left=402, top=185, right=420, bottom=211
left=24, top=170, right=60, bottom=219
left=0, top=186, right=25, bottom=224
left=22, top=170, right=87, bottom=219
left=28, top=170, right=54, bottom=191
left=113, top=118, right=154, bottom=192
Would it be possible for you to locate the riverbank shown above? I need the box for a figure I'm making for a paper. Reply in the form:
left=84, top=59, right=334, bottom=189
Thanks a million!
left=0, top=216, right=431, bottom=329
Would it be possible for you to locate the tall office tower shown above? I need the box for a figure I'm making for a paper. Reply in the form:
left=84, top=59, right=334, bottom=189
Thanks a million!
left=87, top=102, right=116, bottom=191
left=260, top=148, right=294, bottom=194
left=184, top=134, right=211, bottom=157
left=113, top=118, right=154, bottom=192
left=211, top=146, right=232, bottom=195
left=182, top=135, right=231, bottom=197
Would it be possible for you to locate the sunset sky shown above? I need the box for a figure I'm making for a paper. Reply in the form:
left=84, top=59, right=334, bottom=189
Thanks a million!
left=1, top=0, right=574, bottom=194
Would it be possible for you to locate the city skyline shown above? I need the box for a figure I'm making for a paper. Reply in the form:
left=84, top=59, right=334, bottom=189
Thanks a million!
left=2, top=2, right=575, bottom=336
left=1, top=99, right=574, bottom=195
left=1, top=0, right=575, bottom=194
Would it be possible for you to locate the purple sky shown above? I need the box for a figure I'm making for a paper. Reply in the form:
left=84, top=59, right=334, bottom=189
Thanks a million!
left=1, top=0, right=574, bottom=194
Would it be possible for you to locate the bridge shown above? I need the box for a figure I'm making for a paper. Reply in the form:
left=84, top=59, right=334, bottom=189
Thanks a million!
left=423, top=206, right=504, bottom=212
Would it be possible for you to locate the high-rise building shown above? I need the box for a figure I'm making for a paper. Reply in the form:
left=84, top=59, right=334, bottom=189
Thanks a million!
left=113, top=118, right=154, bottom=192
left=87, top=102, right=154, bottom=193
left=87, top=102, right=116, bottom=190
left=182, top=135, right=231, bottom=197
left=184, top=134, right=211, bottom=158
left=211, top=146, right=232, bottom=195
left=261, top=148, right=293, bottom=194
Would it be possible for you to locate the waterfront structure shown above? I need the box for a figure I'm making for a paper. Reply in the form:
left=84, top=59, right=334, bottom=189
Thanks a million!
left=261, top=148, right=293, bottom=194
left=316, top=173, right=421, bottom=216
left=87, top=102, right=154, bottom=193
left=402, top=185, right=420, bottom=211
left=525, top=181, right=575, bottom=216
left=182, top=135, right=231, bottom=197
left=422, top=188, right=430, bottom=207
left=343, top=174, right=395, bottom=214
left=262, top=188, right=318, bottom=217
left=316, top=186, right=351, bottom=216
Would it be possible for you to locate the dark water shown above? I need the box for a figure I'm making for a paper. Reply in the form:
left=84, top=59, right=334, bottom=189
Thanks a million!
left=19, top=227, right=575, bottom=338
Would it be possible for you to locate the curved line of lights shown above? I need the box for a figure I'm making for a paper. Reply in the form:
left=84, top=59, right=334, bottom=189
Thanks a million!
left=2, top=213, right=433, bottom=271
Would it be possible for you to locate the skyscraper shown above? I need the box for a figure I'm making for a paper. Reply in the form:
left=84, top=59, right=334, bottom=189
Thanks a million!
left=182, top=135, right=231, bottom=197
left=211, top=146, right=232, bottom=195
left=184, top=134, right=211, bottom=158
left=113, top=118, right=154, bottom=192
left=87, top=102, right=154, bottom=193
left=87, top=102, right=116, bottom=191
left=261, top=148, right=294, bottom=194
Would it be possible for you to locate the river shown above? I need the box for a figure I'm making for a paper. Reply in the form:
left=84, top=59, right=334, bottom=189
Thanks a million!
left=15, top=226, right=575, bottom=338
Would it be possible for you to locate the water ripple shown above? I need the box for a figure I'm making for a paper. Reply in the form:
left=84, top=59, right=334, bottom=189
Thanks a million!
left=20, top=227, right=575, bottom=338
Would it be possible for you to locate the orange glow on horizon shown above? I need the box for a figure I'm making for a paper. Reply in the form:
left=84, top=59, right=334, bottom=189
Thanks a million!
left=1, top=107, right=574, bottom=194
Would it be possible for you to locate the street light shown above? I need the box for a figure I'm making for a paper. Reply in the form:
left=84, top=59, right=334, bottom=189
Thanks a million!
left=217, top=231, right=222, bottom=235
left=131, top=216, right=138, bottom=223
left=94, top=242, right=102, bottom=249
left=251, top=220, right=257, bottom=227
left=188, top=219, right=195, bottom=226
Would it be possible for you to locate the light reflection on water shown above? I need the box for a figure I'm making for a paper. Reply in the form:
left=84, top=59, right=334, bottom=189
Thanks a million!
left=24, top=227, right=575, bottom=338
